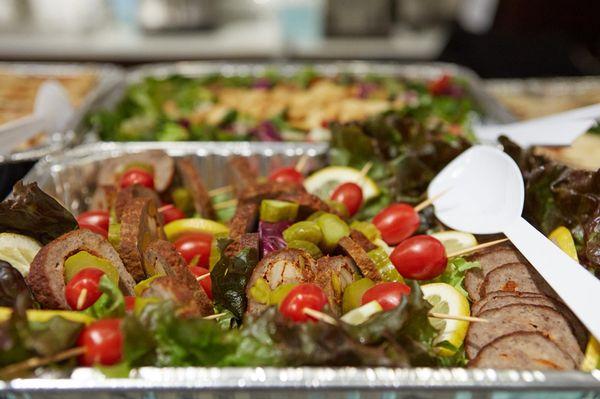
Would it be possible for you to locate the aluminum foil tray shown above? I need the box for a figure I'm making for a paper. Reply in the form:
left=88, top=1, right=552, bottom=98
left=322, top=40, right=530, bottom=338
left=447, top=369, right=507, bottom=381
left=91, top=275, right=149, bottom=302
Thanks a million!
left=0, top=62, right=124, bottom=164
left=18, top=141, right=600, bottom=397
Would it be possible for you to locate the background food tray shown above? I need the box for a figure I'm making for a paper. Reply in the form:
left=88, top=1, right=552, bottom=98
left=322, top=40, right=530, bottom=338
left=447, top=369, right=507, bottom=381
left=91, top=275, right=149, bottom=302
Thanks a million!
left=18, top=141, right=600, bottom=396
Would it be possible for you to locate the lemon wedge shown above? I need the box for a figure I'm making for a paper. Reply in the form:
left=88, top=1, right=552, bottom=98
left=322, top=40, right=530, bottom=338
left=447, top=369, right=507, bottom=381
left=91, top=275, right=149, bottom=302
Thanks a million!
left=421, top=282, right=470, bottom=356
left=0, top=232, right=42, bottom=277
left=164, top=218, right=229, bottom=241
left=341, top=300, right=383, bottom=325
left=304, top=166, right=380, bottom=201
left=430, top=231, right=477, bottom=255
left=581, top=337, right=600, bottom=371
left=549, top=226, right=578, bottom=261
left=0, top=307, right=94, bottom=325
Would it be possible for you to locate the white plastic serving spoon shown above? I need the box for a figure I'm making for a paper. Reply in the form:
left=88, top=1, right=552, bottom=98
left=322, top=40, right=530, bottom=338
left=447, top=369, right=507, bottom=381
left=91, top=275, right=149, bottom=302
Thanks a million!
left=0, top=80, right=74, bottom=156
left=428, top=145, right=600, bottom=340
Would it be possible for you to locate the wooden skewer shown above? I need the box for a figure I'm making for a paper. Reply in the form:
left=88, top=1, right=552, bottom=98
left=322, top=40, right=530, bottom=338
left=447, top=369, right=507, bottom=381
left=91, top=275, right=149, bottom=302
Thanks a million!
left=294, top=154, right=310, bottom=173
left=76, top=288, right=88, bottom=310
left=357, top=162, right=373, bottom=182
left=429, top=312, right=489, bottom=323
left=196, top=273, right=210, bottom=282
left=0, top=347, right=85, bottom=379
left=203, top=312, right=228, bottom=320
left=447, top=238, right=509, bottom=258
left=208, top=185, right=234, bottom=197
left=213, top=198, right=238, bottom=210
left=414, top=188, right=451, bottom=213
left=302, top=308, right=338, bottom=325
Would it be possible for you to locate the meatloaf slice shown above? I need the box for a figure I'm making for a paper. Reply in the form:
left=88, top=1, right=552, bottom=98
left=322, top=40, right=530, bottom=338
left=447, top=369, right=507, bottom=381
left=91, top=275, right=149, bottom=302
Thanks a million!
left=338, top=236, right=381, bottom=282
left=143, top=239, right=213, bottom=316
left=223, top=233, right=260, bottom=258
left=469, top=331, right=577, bottom=370
left=245, top=248, right=317, bottom=316
left=464, top=243, right=526, bottom=302
left=479, top=262, right=558, bottom=299
left=97, top=150, right=175, bottom=193
left=28, top=229, right=136, bottom=309
left=314, top=255, right=359, bottom=315
left=176, top=157, right=215, bottom=220
left=141, top=276, right=206, bottom=318
left=118, top=197, right=164, bottom=282
left=114, top=184, right=161, bottom=222
left=465, top=304, right=583, bottom=365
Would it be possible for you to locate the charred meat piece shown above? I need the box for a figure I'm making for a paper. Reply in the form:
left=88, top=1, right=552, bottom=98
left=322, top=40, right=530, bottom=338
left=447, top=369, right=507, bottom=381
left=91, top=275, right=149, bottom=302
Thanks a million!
left=465, top=304, right=584, bottom=365
left=118, top=197, right=165, bottom=282
left=349, top=229, right=377, bottom=252
left=469, top=331, right=576, bottom=370
left=141, top=275, right=206, bottom=318
left=228, top=156, right=259, bottom=197
left=315, top=256, right=359, bottom=315
left=97, top=150, right=175, bottom=193
left=277, top=191, right=338, bottom=219
left=28, top=229, right=136, bottom=309
left=464, top=244, right=527, bottom=302
left=479, top=262, right=558, bottom=300
left=90, top=185, right=117, bottom=211
left=143, top=240, right=213, bottom=316
left=224, top=233, right=260, bottom=258
left=228, top=201, right=259, bottom=240
left=245, top=248, right=317, bottom=316
left=114, top=184, right=161, bottom=222
left=338, top=236, right=381, bottom=281
left=176, top=157, right=215, bottom=220
left=239, top=181, right=305, bottom=202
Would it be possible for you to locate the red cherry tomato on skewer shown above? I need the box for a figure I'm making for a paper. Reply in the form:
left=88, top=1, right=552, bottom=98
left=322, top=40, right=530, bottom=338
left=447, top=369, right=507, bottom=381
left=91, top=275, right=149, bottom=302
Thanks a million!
left=279, top=283, right=328, bottom=322
left=190, top=266, right=212, bottom=300
left=119, top=168, right=155, bottom=190
left=76, top=210, right=109, bottom=232
left=372, top=203, right=420, bottom=245
left=124, top=296, right=136, bottom=313
left=390, top=235, right=447, bottom=280
left=361, top=282, right=411, bottom=311
left=268, top=166, right=304, bottom=184
left=330, top=182, right=363, bottom=216
left=428, top=75, right=451, bottom=96
left=65, top=268, right=105, bottom=311
left=159, top=204, right=186, bottom=224
left=173, top=233, right=212, bottom=267
left=78, top=222, right=108, bottom=239
left=77, top=318, right=123, bottom=366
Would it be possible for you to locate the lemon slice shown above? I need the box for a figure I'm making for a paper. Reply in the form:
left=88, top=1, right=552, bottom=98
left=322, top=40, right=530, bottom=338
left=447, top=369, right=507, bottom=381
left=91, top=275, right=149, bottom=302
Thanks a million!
left=0, top=307, right=95, bottom=325
left=430, top=231, right=477, bottom=255
left=0, top=232, right=42, bottom=277
left=581, top=337, right=600, bottom=371
left=420, top=282, right=471, bottom=356
left=341, top=300, right=383, bottom=325
left=304, top=166, right=380, bottom=201
left=164, top=218, right=229, bottom=241
left=549, top=226, right=578, bottom=261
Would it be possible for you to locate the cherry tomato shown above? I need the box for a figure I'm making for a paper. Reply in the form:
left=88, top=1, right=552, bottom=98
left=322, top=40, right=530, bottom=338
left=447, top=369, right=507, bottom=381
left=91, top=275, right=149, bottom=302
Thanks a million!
left=65, top=268, right=105, bottom=310
left=361, top=282, right=411, bottom=311
left=78, top=222, right=108, bottom=239
left=268, top=166, right=304, bottom=184
left=173, top=233, right=212, bottom=267
left=279, top=283, right=328, bottom=322
left=428, top=74, right=451, bottom=96
left=77, top=318, right=123, bottom=366
left=76, top=210, right=109, bottom=232
left=390, top=235, right=447, bottom=280
left=330, top=182, right=363, bottom=216
left=119, top=168, right=154, bottom=190
left=124, top=296, right=136, bottom=313
left=190, top=266, right=212, bottom=299
left=372, top=203, right=420, bottom=245
left=159, top=204, right=186, bottom=224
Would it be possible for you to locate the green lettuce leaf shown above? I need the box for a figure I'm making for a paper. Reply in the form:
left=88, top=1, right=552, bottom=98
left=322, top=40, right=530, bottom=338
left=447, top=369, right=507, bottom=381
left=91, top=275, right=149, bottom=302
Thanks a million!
left=84, top=275, right=125, bottom=319
left=429, top=257, right=480, bottom=297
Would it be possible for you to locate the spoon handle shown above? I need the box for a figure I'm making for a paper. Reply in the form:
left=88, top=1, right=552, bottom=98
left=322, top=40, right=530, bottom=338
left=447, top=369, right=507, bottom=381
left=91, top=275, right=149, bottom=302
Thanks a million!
left=504, top=217, right=600, bottom=340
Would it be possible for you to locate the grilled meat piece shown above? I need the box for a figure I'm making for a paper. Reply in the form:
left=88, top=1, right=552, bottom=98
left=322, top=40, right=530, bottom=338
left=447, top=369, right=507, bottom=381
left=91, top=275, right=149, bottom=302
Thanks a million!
left=338, top=236, right=381, bottom=281
left=114, top=184, right=161, bottom=222
left=228, top=157, right=259, bottom=197
left=223, top=233, right=260, bottom=258
left=479, top=262, right=558, bottom=299
left=315, top=255, right=359, bottom=315
left=141, top=276, right=206, bottom=318
left=349, top=229, right=377, bottom=252
left=176, top=157, right=215, bottom=219
left=228, top=201, right=259, bottom=240
left=90, top=185, right=117, bottom=211
left=28, top=229, right=135, bottom=309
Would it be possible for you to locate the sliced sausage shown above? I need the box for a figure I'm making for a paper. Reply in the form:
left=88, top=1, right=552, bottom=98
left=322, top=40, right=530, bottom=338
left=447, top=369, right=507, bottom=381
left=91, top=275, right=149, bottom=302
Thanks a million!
left=118, top=197, right=165, bottom=282
left=27, top=229, right=135, bottom=309
left=176, top=157, right=215, bottom=219
left=465, top=304, right=584, bottom=365
left=479, top=262, right=558, bottom=299
left=469, top=331, right=577, bottom=370
left=314, top=255, right=359, bottom=315
left=338, top=236, right=381, bottom=282
left=464, top=244, right=526, bottom=302
left=97, top=150, right=175, bottom=193
left=245, top=248, right=317, bottom=316
left=143, top=239, right=212, bottom=316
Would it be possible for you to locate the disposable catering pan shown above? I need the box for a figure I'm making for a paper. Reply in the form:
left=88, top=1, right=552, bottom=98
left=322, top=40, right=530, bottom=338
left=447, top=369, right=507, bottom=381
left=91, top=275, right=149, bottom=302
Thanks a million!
left=16, top=141, right=600, bottom=398
left=0, top=62, right=124, bottom=199
left=86, top=61, right=515, bottom=144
